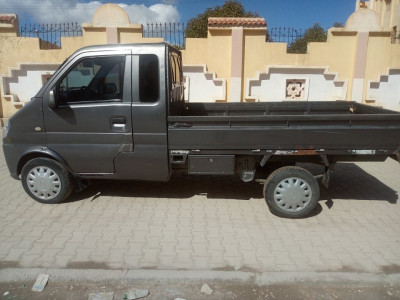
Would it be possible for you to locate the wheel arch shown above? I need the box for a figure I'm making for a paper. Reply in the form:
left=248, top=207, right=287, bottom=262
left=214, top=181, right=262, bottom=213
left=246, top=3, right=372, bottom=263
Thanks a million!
left=17, top=147, right=73, bottom=178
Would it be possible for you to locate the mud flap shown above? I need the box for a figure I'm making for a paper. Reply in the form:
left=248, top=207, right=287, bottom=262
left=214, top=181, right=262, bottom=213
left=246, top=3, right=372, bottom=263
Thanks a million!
left=320, top=154, right=332, bottom=189
left=322, top=166, right=330, bottom=189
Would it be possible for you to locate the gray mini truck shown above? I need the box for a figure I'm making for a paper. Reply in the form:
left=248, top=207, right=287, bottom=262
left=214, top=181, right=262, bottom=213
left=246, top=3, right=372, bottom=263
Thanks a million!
left=2, top=43, right=400, bottom=218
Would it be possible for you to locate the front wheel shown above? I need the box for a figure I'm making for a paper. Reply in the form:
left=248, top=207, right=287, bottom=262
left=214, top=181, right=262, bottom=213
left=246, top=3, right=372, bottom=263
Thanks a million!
left=263, top=166, right=320, bottom=218
left=21, top=158, right=73, bottom=204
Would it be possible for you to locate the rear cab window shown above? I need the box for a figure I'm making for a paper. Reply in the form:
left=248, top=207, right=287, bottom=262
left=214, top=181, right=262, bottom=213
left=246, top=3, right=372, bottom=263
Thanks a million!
left=139, top=54, right=159, bottom=103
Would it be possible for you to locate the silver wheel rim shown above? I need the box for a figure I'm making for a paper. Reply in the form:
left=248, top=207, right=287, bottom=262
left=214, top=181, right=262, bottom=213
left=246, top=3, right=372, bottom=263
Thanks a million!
left=273, top=177, right=312, bottom=212
left=26, top=166, right=61, bottom=201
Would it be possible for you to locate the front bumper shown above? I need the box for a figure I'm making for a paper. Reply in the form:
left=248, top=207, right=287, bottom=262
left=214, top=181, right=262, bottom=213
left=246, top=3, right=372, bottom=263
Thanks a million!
left=2, top=143, right=20, bottom=179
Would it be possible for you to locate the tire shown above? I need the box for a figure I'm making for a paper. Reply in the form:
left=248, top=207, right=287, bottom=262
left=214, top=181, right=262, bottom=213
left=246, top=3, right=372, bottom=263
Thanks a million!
left=263, top=166, right=320, bottom=219
left=21, top=157, right=73, bottom=204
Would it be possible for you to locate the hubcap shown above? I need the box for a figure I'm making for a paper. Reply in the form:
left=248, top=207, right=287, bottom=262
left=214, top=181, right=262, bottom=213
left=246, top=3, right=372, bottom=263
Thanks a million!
left=26, top=166, right=61, bottom=201
left=273, top=177, right=312, bottom=212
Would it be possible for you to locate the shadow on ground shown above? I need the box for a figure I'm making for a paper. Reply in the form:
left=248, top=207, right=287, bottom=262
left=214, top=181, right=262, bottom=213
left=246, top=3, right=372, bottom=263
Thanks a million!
left=67, top=174, right=263, bottom=203
left=317, top=163, right=398, bottom=204
left=65, top=163, right=398, bottom=207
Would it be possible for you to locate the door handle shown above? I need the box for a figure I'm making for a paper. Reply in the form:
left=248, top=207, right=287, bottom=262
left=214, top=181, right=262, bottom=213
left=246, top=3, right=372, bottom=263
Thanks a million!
left=111, top=117, right=126, bottom=131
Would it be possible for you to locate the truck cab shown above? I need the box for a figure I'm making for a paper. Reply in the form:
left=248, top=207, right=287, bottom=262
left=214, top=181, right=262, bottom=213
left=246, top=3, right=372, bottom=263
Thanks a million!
left=3, top=43, right=183, bottom=202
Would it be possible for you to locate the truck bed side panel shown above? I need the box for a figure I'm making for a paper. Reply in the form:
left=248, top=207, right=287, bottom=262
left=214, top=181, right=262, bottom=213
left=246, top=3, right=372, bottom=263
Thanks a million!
left=168, top=102, right=400, bottom=154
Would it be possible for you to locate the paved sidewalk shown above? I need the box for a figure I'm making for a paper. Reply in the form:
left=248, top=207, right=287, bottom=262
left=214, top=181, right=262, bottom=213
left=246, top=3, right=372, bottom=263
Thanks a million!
left=0, top=149, right=400, bottom=274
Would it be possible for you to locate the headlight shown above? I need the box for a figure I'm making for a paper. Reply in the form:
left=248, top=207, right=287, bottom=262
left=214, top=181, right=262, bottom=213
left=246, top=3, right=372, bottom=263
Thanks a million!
left=2, top=120, right=10, bottom=138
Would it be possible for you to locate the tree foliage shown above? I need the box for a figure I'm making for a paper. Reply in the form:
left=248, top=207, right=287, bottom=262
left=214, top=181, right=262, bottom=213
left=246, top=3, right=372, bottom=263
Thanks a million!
left=287, top=23, right=327, bottom=54
left=185, top=0, right=258, bottom=38
left=333, top=22, right=344, bottom=28
left=287, top=22, right=344, bottom=54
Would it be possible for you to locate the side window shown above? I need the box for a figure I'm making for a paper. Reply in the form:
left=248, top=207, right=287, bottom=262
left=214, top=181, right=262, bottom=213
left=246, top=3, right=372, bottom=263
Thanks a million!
left=58, top=56, right=125, bottom=104
left=139, top=55, right=159, bottom=103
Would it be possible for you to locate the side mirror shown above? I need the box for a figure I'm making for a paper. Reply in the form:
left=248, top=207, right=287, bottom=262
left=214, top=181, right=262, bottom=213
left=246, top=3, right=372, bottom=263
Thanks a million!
left=48, top=89, right=57, bottom=108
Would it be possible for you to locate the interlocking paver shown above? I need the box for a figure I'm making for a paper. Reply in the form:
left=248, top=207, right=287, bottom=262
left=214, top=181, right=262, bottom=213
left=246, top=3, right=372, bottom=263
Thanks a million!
left=1, top=144, right=400, bottom=273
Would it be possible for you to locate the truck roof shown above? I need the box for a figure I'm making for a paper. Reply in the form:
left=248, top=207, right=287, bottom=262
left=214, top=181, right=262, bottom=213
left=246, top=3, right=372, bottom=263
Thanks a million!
left=35, top=42, right=177, bottom=98
left=71, top=42, right=171, bottom=56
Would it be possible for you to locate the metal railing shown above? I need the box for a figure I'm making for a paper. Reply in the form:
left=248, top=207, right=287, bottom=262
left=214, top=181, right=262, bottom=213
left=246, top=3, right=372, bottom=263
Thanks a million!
left=267, top=27, right=304, bottom=45
left=143, top=23, right=186, bottom=48
left=20, top=22, right=304, bottom=50
left=20, top=23, right=83, bottom=49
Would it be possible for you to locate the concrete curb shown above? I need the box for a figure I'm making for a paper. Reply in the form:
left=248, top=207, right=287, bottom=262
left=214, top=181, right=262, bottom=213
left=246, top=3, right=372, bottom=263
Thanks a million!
left=1, top=268, right=400, bottom=286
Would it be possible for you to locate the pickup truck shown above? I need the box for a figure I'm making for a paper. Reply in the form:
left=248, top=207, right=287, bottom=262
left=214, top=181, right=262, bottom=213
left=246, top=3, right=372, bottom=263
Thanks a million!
left=2, top=43, right=400, bottom=218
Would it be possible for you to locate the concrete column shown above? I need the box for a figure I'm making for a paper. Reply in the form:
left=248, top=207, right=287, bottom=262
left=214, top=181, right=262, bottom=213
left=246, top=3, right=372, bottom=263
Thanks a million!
left=230, top=27, right=244, bottom=102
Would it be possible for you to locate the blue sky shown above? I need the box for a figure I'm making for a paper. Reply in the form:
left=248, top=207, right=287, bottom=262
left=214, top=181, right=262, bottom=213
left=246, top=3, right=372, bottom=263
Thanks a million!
left=179, top=0, right=356, bottom=29
left=0, top=0, right=356, bottom=30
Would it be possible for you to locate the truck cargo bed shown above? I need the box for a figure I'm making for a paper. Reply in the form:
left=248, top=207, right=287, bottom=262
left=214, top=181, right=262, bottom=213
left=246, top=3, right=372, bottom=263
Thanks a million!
left=168, top=101, right=400, bottom=159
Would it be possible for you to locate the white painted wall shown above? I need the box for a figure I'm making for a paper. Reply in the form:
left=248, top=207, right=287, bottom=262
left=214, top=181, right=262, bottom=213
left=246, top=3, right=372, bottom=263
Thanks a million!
left=183, top=65, right=226, bottom=102
left=367, top=69, right=400, bottom=111
left=1, top=63, right=59, bottom=105
left=246, top=66, right=347, bottom=102
left=8, top=70, right=53, bottom=102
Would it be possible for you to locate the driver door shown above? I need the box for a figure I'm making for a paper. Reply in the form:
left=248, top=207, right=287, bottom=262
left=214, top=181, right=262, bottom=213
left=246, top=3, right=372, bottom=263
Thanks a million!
left=43, top=50, right=133, bottom=174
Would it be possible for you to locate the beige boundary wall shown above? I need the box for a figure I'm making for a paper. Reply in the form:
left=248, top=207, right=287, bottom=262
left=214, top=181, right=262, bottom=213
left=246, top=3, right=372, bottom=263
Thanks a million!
left=182, top=10, right=400, bottom=109
left=1, top=3, right=400, bottom=125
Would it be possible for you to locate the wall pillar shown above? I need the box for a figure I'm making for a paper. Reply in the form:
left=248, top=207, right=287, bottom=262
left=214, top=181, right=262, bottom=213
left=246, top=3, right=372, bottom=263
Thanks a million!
left=369, top=0, right=375, bottom=10
left=344, top=7, right=384, bottom=103
left=355, top=0, right=360, bottom=11
left=352, top=32, right=369, bottom=102
left=208, top=17, right=267, bottom=102
left=230, top=27, right=244, bottom=102
left=82, top=3, right=132, bottom=45
left=0, top=14, right=19, bottom=36
left=106, top=27, right=119, bottom=44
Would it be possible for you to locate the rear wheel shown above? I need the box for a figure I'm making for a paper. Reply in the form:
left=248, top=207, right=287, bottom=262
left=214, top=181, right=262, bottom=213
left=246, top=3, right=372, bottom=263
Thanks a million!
left=21, top=158, right=73, bottom=204
left=263, top=166, right=319, bottom=218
